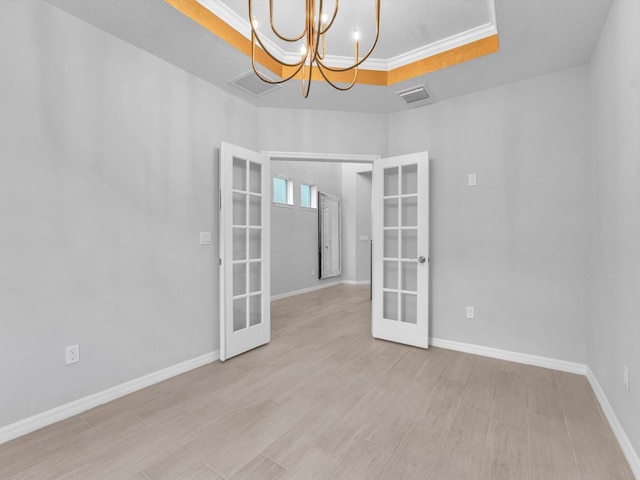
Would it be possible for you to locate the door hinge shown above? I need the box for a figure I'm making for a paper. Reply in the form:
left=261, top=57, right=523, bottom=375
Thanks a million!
left=219, top=258, right=222, bottom=266
left=219, top=190, right=222, bottom=211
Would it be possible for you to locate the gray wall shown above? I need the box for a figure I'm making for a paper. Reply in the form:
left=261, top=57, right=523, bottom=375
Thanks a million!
left=588, top=0, right=640, bottom=456
left=341, top=163, right=373, bottom=284
left=258, top=107, right=388, bottom=156
left=388, top=66, right=591, bottom=364
left=0, top=1, right=258, bottom=427
left=270, top=160, right=343, bottom=297
left=355, top=172, right=373, bottom=283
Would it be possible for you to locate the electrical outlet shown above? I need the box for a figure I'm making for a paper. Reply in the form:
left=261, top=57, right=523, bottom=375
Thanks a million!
left=311, top=268, right=316, bottom=276
left=200, top=232, right=212, bottom=245
left=466, top=306, right=475, bottom=319
left=468, top=174, right=477, bottom=187
left=66, top=345, right=80, bottom=365
left=624, top=366, right=629, bottom=392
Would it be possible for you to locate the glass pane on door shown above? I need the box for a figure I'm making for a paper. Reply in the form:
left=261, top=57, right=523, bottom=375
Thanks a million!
left=383, top=291, right=398, bottom=321
left=249, top=294, right=262, bottom=326
left=233, top=298, right=247, bottom=332
left=384, top=167, right=399, bottom=196
left=233, top=158, right=246, bottom=191
left=401, top=294, right=417, bottom=324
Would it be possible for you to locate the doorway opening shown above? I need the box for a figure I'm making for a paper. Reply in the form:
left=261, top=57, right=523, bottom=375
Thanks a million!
left=267, top=155, right=375, bottom=302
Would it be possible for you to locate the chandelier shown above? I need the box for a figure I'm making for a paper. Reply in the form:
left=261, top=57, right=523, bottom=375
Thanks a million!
left=248, top=0, right=380, bottom=97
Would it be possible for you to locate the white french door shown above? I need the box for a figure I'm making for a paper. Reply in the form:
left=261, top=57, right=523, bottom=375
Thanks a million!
left=219, top=142, right=270, bottom=361
left=371, top=152, right=429, bottom=348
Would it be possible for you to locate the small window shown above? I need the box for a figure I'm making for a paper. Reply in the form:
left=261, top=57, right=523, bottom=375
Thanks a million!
left=273, top=176, right=293, bottom=205
left=301, top=183, right=317, bottom=209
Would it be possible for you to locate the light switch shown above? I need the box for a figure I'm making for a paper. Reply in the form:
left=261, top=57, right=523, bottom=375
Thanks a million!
left=468, top=174, right=477, bottom=187
left=200, top=232, right=212, bottom=245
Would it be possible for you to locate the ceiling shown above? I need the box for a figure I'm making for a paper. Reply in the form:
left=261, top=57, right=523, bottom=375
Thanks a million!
left=45, top=0, right=613, bottom=114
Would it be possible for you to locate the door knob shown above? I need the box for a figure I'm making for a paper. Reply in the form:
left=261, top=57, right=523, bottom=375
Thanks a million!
left=418, top=256, right=427, bottom=264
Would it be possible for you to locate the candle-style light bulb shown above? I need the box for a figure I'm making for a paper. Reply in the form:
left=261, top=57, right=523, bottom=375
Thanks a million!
left=251, top=17, right=258, bottom=29
left=353, top=29, right=360, bottom=41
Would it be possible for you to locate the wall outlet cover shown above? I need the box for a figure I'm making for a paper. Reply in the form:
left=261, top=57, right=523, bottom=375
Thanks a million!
left=66, top=345, right=80, bottom=365
left=200, top=232, right=212, bottom=245
left=466, top=306, right=475, bottom=319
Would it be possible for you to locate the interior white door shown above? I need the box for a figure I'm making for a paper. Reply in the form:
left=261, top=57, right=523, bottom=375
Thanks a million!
left=219, top=142, right=270, bottom=361
left=371, top=152, right=429, bottom=348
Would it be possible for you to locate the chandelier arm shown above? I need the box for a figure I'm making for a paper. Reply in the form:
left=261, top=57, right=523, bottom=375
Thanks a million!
left=264, top=0, right=307, bottom=42
left=251, top=35, right=305, bottom=84
left=300, top=53, right=312, bottom=98
left=319, top=0, right=339, bottom=35
left=310, top=0, right=324, bottom=65
left=251, top=28, right=308, bottom=69
left=315, top=0, right=380, bottom=73
left=316, top=61, right=358, bottom=91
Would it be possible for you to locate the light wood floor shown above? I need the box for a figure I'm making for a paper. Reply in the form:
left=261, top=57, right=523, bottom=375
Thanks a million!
left=1, top=285, right=634, bottom=479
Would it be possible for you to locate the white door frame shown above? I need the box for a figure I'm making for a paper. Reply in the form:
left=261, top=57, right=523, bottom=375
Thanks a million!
left=263, top=151, right=379, bottom=164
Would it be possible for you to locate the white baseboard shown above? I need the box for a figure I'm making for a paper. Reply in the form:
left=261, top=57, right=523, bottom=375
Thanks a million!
left=270, top=280, right=343, bottom=301
left=342, top=280, right=371, bottom=286
left=0, top=351, right=219, bottom=445
left=586, top=367, right=640, bottom=479
left=430, top=337, right=587, bottom=375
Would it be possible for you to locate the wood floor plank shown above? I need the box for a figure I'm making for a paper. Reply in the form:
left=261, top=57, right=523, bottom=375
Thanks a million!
left=228, top=454, right=286, bottom=480
left=329, top=439, right=393, bottom=480
left=261, top=390, right=361, bottom=468
left=441, top=351, right=476, bottom=384
left=468, top=356, right=502, bottom=386
left=526, top=372, right=564, bottom=421
left=202, top=401, right=309, bottom=478
left=145, top=462, right=224, bottom=480
left=313, top=382, right=399, bottom=458
left=280, top=446, right=342, bottom=480
left=479, top=421, right=529, bottom=480
left=420, top=377, right=465, bottom=421
left=411, top=346, right=453, bottom=387
left=365, top=380, right=431, bottom=450
left=429, top=426, right=486, bottom=480
left=376, top=349, right=427, bottom=390
left=379, top=411, right=451, bottom=480
left=453, top=381, right=495, bottom=435
left=528, top=413, right=579, bottom=480
left=491, top=370, right=528, bottom=429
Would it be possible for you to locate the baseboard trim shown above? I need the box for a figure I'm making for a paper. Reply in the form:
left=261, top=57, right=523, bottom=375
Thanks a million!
left=342, top=280, right=371, bottom=286
left=430, top=337, right=587, bottom=375
left=270, top=280, right=343, bottom=300
left=586, top=367, right=640, bottom=479
left=0, top=350, right=219, bottom=445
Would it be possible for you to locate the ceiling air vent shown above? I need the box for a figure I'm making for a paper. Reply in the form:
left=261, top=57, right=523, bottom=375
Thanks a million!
left=397, top=85, right=430, bottom=105
left=229, top=71, right=281, bottom=97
